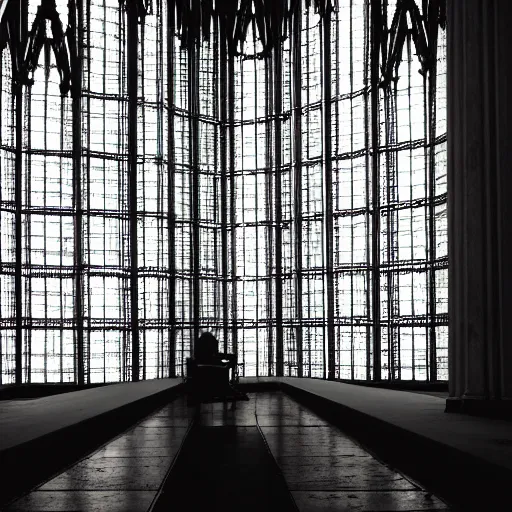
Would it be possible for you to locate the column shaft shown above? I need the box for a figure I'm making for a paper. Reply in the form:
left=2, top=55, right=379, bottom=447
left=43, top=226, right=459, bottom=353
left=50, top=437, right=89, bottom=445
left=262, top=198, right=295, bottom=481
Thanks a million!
left=447, top=0, right=512, bottom=414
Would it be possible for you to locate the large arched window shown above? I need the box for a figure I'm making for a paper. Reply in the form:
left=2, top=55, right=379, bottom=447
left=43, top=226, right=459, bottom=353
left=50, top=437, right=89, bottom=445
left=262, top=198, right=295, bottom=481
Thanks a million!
left=0, top=0, right=447, bottom=384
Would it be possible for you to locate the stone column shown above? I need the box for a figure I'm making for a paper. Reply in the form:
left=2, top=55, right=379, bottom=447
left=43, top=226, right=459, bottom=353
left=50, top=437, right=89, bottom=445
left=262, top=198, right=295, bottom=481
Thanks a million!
left=447, top=0, right=512, bottom=416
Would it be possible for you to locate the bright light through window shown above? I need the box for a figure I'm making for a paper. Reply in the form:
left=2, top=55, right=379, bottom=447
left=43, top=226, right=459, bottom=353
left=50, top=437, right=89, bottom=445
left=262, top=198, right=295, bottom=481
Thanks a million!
left=0, top=0, right=447, bottom=384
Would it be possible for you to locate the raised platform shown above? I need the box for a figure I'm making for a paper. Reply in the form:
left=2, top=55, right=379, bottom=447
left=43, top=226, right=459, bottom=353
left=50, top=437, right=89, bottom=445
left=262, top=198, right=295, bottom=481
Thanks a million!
left=240, top=377, right=512, bottom=512
left=0, top=379, right=184, bottom=507
left=2, top=377, right=511, bottom=511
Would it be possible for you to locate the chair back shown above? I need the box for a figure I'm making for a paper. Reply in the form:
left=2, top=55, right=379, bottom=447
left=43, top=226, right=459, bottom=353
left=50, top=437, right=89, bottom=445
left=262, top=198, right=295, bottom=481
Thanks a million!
left=195, top=332, right=219, bottom=363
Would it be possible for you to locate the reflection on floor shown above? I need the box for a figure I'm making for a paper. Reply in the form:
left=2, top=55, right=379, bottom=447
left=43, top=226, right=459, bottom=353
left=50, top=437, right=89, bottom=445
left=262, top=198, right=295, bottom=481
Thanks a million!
left=152, top=419, right=298, bottom=511
left=3, top=398, right=194, bottom=512
left=194, top=393, right=450, bottom=512
left=4, top=392, right=450, bottom=512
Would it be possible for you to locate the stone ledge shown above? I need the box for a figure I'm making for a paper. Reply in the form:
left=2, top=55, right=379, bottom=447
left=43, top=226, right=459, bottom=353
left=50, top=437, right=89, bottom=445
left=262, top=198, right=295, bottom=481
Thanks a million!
left=277, top=379, right=512, bottom=512
left=0, top=380, right=184, bottom=508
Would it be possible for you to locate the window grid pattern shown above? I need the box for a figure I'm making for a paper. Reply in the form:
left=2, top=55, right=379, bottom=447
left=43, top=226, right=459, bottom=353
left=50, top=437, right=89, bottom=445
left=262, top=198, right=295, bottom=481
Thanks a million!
left=81, top=0, right=131, bottom=383
left=0, top=0, right=447, bottom=384
left=0, top=45, right=15, bottom=383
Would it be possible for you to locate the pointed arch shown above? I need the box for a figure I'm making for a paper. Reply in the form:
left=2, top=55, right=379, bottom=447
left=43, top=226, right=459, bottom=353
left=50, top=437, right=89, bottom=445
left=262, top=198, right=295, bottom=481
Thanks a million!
left=23, top=0, right=72, bottom=94
left=380, top=0, right=446, bottom=87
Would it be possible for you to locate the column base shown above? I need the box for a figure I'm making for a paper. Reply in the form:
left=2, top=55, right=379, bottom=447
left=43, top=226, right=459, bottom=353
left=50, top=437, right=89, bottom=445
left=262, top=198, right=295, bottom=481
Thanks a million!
left=446, top=397, right=512, bottom=420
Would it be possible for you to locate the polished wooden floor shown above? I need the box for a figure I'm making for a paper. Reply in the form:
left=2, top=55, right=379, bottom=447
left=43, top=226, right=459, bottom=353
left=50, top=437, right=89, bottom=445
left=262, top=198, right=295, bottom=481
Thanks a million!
left=4, top=392, right=450, bottom=512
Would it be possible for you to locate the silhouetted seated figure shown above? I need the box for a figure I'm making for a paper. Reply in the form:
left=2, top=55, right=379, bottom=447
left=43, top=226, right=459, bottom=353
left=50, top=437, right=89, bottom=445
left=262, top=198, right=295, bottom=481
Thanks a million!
left=186, top=332, right=248, bottom=407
